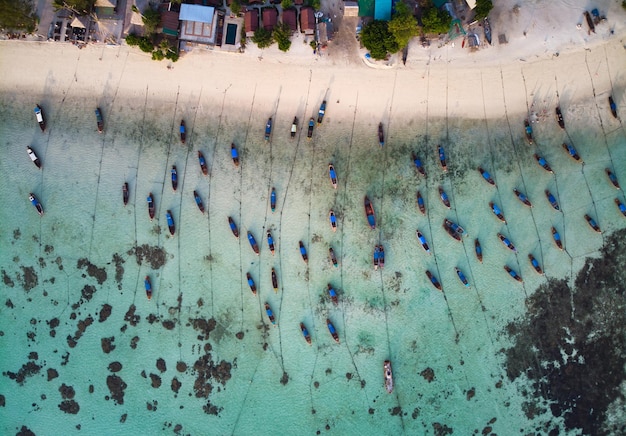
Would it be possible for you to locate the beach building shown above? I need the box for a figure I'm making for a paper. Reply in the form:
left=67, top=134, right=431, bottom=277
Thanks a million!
left=374, top=0, right=391, bottom=21
left=160, top=3, right=181, bottom=37
left=343, top=2, right=359, bottom=17
left=300, top=7, right=315, bottom=35
left=179, top=4, right=219, bottom=47
left=244, top=9, right=259, bottom=37
left=262, top=7, right=278, bottom=31
left=282, top=8, right=298, bottom=33
left=95, top=0, right=117, bottom=17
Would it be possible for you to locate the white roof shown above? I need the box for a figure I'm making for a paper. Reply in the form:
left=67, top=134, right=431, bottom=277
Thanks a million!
left=95, top=0, right=117, bottom=8
left=179, top=4, right=215, bottom=23
left=466, top=0, right=476, bottom=9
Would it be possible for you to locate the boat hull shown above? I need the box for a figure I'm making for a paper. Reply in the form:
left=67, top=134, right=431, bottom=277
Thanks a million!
left=364, top=196, right=376, bottom=229
left=383, top=360, right=393, bottom=393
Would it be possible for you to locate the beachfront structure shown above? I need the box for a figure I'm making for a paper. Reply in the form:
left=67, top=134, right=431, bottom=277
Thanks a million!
left=95, top=0, right=117, bottom=17
left=160, top=6, right=180, bottom=37
left=282, top=8, right=298, bottom=33
left=300, top=7, right=315, bottom=35
left=343, top=2, right=359, bottom=17
left=179, top=4, right=219, bottom=46
left=374, top=0, right=392, bottom=21
left=262, top=7, right=278, bottom=31
left=244, top=9, right=259, bottom=37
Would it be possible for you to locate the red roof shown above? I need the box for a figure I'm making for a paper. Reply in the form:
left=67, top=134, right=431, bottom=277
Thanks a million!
left=244, top=9, right=258, bottom=33
left=300, top=7, right=315, bottom=32
left=160, top=10, right=180, bottom=33
left=262, top=8, right=278, bottom=31
left=293, top=0, right=303, bottom=5
left=282, top=8, right=297, bottom=32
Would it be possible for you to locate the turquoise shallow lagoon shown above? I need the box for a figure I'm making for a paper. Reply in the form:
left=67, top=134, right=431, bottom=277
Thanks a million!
left=1, top=41, right=626, bottom=435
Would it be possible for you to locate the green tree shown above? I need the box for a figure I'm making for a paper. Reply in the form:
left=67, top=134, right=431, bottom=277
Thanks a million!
left=0, top=0, right=38, bottom=32
left=230, top=0, right=241, bottom=16
left=420, top=6, right=451, bottom=35
left=273, top=22, right=291, bottom=52
left=142, top=7, right=160, bottom=35
left=52, top=0, right=94, bottom=14
left=474, top=0, right=493, bottom=21
left=252, top=27, right=273, bottom=48
left=281, top=0, right=292, bottom=10
left=360, top=20, right=398, bottom=60
left=388, top=2, right=418, bottom=50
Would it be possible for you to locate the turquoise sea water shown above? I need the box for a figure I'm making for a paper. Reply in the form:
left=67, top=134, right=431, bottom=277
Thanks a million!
left=1, top=44, right=626, bottom=435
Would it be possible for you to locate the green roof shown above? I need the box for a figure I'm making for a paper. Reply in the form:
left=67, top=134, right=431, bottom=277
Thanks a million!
left=432, top=0, right=447, bottom=7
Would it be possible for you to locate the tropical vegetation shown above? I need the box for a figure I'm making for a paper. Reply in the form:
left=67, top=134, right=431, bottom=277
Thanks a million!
left=473, top=0, right=493, bottom=21
left=273, top=23, right=292, bottom=52
left=360, top=20, right=398, bottom=60
left=0, top=0, right=38, bottom=32
left=387, top=2, right=418, bottom=51
left=127, top=5, right=179, bottom=62
left=252, top=27, right=273, bottom=49
left=52, top=0, right=94, bottom=14
left=420, top=5, right=451, bottom=35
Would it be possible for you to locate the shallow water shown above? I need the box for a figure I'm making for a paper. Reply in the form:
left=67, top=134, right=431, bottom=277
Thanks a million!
left=1, top=53, right=626, bottom=435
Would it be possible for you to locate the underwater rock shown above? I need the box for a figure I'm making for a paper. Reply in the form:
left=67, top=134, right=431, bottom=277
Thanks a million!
left=80, top=284, right=97, bottom=303
left=124, top=305, right=140, bottom=326
left=48, top=317, right=59, bottom=329
left=2, top=270, right=15, bottom=287
left=505, top=229, right=626, bottom=435
left=89, top=385, right=94, bottom=393
left=19, top=266, right=38, bottom=291
left=280, top=372, right=289, bottom=385
left=67, top=316, right=94, bottom=348
left=0, top=394, right=5, bottom=407
left=466, top=387, right=475, bottom=400
left=432, top=422, right=453, bottom=436
left=16, top=426, right=35, bottom=436
left=112, top=253, right=125, bottom=285
left=171, top=377, right=181, bottom=394
left=162, top=320, right=175, bottom=330
left=59, top=383, right=75, bottom=399
left=412, top=408, right=419, bottom=419
left=368, top=408, right=375, bottom=415
left=5, top=298, right=14, bottom=308
left=47, top=368, right=59, bottom=381
left=59, top=400, right=80, bottom=414
left=28, top=351, right=38, bottom=360
left=101, top=337, right=116, bottom=354
left=176, top=361, right=187, bottom=373
left=44, top=244, right=53, bottom=254
left=156, top=358, right=166, bottom=373
left=120, top=413, right=127, bottom=423
left=420, top=367, right=435, bottom=382
left=106, top=374, right=127, bottom=405
left=212, top=360, right=232, bottom=385
left=4, top=360, right=41, bottom=385
left=390, top=406, right=402, bottom=416
left=202, top=400, right=222, bottom=416
left=127, top=244, right=167, bottom=270
left=130, top=336, right=139, bottom=349
left=99, top=304, right=112, bottom=323
left=150, top=373, right=162, bottom=389
left=235, top=331, right=244, bottom=340
left=108, top=362, right=122, bottom=373
left=77, top=258, right=107, bottom=285
left=190, top=317, right=216, bottom=340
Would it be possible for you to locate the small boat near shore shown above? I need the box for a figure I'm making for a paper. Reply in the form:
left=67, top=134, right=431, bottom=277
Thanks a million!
left=317, top=101, right=326, bottom=125
left=95, top=108, right=104, bottom=133
left=228, top=217, right=239, bottom=238
left=426, top=270, right=442, bottom=291
left=326, top=318, right=339, bottom=343
left=300, top=323, right=311, bottom=344
left=562, top=143, right=582, bottom=162
left=247, top=231, right=260, bottom=255
left=147, top=193, right=155, bottom=221
left=34, top=105, right=46, bottom=132
left=584, top=214, right=601, bottom=233
left=327, top=284, right=338, bottom=305
left=122, top=183, right=129, bottom=206
left=329, top=247, right=338, bottom=267
left=546, top=190, right=560, bottom=211
left=555, top=106, right=565, bottom=129
left=373, top=245, right=380, bottom=270
left=504, top=265, right=522, bottom=282
left=26, top=146, right=42, bottom=169
left=180, top=120, right=186, bottom=144
left=439, top=187, right=450, bottom=208
left=378, top=123, right=385, bottom=147
left=483, top=18, right=492, bottom=45
left=529, top=254, right=544, bottom=275
left=584, top=11, right=595, bottom=34
left=145, top=276, right=152, bottom=300
left=498, top=233, right=517, bottom=252
left=198, top=151, right=208, bottom=176
left=437, top=145, right=447, bottom=172
left=270, top=187, right=276, bottom=212
left=165, top=210, right=175, bottom=235
left=417, top=190, right=426, bottom=215
left=478, top=167, right=495, bottom=186
left=616, top=198, right=626, bottom=217
left=534, top=154, right=553, bottom=173
left=514, top=188, right=532, bottom=207
left=443, top=218, right=465, bottom=241
left=193, top=190, right=205, bottom=214
left=307, top=118, right=314, bottom=139
left=475, top=239, right=483, bottom=263
left=265, top=302, right=276, bottom=325
left=606, top=169, right=621, bottom=189
left=416, top=230, right=431, bottom=254
left=271, top=268, right=278, bottom=292
left=231, top=143, right=239, bottom=167
left=378, top=245, right=385, bottom=269
left=291, top=117, right=297, bottom=138
left=609, top=96, right=618, bottom=119
left=383, top=360, right=393, bottom=393
left=455, top=267, right=470, bottom=287
left=329, top=210, right=337, bottom=232
left=490, top=202, right=506, bottom=223
left=246, top=272, right=257, bottom=295
left=299, top=241, right=308, bottom=262
left=267, top=230, right=275, bottom=255
left=171, top=166, right=178, bottom=191
left=552, top=227, right=563, bottom=250
left=328, top=164, right=337, bottom=189
left=29, top=193, right=44, bottom=216
left=364, top=196, right=376, bottom=229
left=412, top=153, right=426, bottom=178
left=524, top=119, right=533, bottom=145
left=265, top=117, right=272, bottom=141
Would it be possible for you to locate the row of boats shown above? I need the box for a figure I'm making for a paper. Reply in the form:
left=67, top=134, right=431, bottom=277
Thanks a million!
left=33, top=104, right=104, bottom=133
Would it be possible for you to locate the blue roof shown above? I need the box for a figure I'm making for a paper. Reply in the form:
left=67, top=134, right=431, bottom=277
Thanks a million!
left=374, top=0, right=391, bottom=21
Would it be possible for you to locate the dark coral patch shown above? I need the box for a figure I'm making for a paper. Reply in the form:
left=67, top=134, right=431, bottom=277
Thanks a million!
left=420, top=367, right=435, bottom=382
left=47, top=368, right=59, bottom=381
left=171, top=377, right=182, bottom=394
left=150, top=373, right=162, bottom=388
left=2, top=270, right=15, bottom=287
left=124, top=305, right=140, bottom=326
left=99, top=304, right=112, bottom=323
left=77, top=258, right=107, bottom=285
left=112, top=253, right=125, bottom=285
left=127, top=244, right=167, bottom=270
left=156, top=358, right=166, bottom=373
left=19, top=266, right=38, bottom=291
left=59, top=400, right=80, bottom=414
left=176, top=361, right=187, bottom=372
left=59, top=383, right=75, bottom=399
left=4, top=360, right=41, bottom=385
left=101, top=337, right=116, bottom=354
left=106, top=375, right=127, bottom=405
left=108, top=362, right=123, bottom=372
